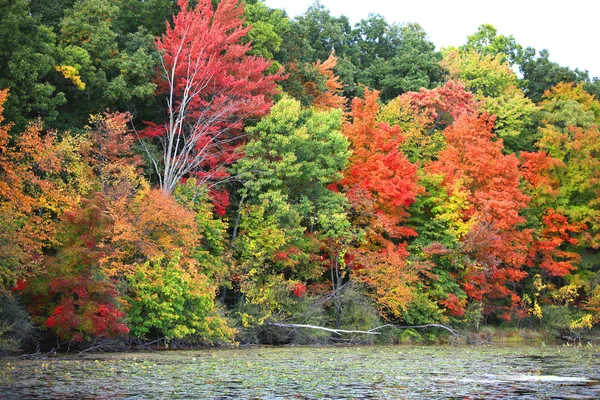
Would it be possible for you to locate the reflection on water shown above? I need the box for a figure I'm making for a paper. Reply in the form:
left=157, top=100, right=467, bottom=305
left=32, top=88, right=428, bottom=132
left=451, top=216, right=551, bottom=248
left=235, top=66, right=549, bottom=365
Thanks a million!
left=1, top=345, right=599, bottom=399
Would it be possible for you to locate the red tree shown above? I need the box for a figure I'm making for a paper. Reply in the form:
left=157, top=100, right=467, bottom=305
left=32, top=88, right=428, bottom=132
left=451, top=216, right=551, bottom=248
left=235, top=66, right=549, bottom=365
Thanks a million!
left=428, top=113, right=531, bottom=318
left=341, top=89, right=420, bottom=238
left=143, top=0, right=283, bottom=194
left=339, top=89, right=422, bottom=317
left=404, top=80, right=477, bottom=131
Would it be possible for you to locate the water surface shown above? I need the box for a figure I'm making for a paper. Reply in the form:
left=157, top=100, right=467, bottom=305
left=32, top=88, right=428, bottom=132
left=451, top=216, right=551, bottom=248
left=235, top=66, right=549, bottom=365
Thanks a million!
left=2, top=345, right=599, bottom=399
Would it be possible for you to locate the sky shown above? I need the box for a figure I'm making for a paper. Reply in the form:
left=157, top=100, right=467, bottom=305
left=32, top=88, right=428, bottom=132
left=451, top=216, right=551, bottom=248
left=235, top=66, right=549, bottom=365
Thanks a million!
left=263, top=0, right=600, bottom=78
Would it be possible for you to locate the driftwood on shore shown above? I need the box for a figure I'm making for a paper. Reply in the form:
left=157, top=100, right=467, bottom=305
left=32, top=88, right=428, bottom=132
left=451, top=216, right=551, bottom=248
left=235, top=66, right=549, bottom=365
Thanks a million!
left=265, top=322, right=465, bottom=342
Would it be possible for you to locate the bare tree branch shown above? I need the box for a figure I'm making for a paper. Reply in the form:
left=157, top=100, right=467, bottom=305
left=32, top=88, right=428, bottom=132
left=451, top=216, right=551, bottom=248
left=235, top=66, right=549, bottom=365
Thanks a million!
left=265, top=322, right=466, bottom=342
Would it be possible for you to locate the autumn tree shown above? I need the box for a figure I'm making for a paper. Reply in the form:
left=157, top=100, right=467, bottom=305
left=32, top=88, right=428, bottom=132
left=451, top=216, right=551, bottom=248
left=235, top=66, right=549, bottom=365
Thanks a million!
left=535, top=83, right=600, bottom=249
left=427, top=113, right=531, bottom=319
left=18, top=110, right=234, bottom=343
left=379, top=83, right=482, bottom=322
left=379, top=80, right=476, bottom=164
left=441, top=48, right=538, bottom=151
left=142, top=0, right=282, bottom=194
left=0, top=90, right=88, bottom=293
left=339, top=89, right=421, bottom=319
left=382, top=83, right=531, bottom=321
left=25, top=193, right=130, bottom=342
left=305, top=53, right=347, bottom=111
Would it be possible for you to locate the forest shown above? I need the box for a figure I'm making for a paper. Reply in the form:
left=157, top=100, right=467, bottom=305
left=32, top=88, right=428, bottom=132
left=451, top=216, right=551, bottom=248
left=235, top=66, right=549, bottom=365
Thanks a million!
left=1, top=0, right=600, bottom=351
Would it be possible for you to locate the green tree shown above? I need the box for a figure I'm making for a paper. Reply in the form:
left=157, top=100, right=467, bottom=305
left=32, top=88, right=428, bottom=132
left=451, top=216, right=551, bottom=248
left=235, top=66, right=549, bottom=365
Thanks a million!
left=125, top=253, right=234, bottom=342
left=521, top=48, right=590, bottom=103
left=232, top=96, right=352, bottom=325
left=55, top=0, right=158, bottom=128
left=235, top=97, right=350, bottom=235
left=29, top=0, right=77, bottom=30
left=358, top=22, right=443, bottom=101
left=243, top=0, right=290, bottom=63
left=0, top=0, right=65, bottom=131
left=277, top=3, right=358, bottom=97
left=116, top=0, right=179, bottom=36
left=461, top=24, right=523, bottom=66
left=279, top=5, right=441, bottom=101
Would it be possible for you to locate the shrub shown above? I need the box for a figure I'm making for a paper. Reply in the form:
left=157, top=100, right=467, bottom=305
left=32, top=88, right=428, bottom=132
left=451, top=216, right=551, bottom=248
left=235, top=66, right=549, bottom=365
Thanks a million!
left=0, top=294, right=34, bottom=353
left=125, top=254, right=235, bottom=343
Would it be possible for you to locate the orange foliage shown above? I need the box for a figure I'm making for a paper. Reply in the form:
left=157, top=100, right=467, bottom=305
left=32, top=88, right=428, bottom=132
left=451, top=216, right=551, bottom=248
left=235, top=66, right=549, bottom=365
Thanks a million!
left=81, top=112, right=143, bottom=178
left=428, top=113, right=532, bottom=315
left=341, top=89, right=420, bottom=236
left=353, top=241, right=422, bottom=317
left=340, top=89, right=421, bottom=318
left=528, top=209, right=585, bottom=277
left=309, top=53, right=346, bottom=111
left=104, top=183, right=201, bottom=277
left=519, top=151, right=562, bottom=197
left=429, top=114, right=529, bottom=232
left=441, top=293, right=466, bottom=317
left=403, top=80, right=476, bottom=129
left=0, top=89, right=78, bottom=291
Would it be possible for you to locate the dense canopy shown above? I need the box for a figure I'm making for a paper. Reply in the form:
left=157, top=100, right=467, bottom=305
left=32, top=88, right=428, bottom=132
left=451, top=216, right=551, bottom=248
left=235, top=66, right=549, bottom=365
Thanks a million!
left=1, top=0, right=599, bottom=350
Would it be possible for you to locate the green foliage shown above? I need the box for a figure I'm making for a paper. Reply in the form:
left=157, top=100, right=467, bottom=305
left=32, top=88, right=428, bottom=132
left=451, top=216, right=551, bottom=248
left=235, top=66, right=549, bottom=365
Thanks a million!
left=278, top=6, right=441, bottom=100
left=538, top=305, right=589, bottom=335
left=235, top=96, right=351, bottom=242
left=461, top=24, right=523, bottom=66
left=125, top=254, right=234, bottom=343
left=59, top=0, right=120, bottom=63
left=235, top=203, right=288, bottom=276
left=55, top=0, right=158, bottom=128
left=279, top=2, right=353, bottom=65
left=232, top=96, right=353, bottom=327
left=441, top=48, right=538, bottom=151
left=244, top=0, right=289, bottom=64
left=521, top=49, right=591, bottom=103
left=0, top=0, right=65, bottom=131
left=173, top=179, right=229, bottom=283
left=29, top=0, right=77, bottom=30
left=116, top=0, right=178, bottom=36
left=401, top=289, right=446, bottom=325
left=335, top=285, right=382, bottom=335
left=0, top=293, right=34, bottom=353
left=358, top=22, right=443, bottom=101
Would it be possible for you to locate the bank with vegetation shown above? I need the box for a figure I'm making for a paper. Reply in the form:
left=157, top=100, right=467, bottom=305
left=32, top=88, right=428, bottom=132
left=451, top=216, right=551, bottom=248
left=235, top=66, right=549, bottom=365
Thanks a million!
left=1, top=0, right=600, bottom=354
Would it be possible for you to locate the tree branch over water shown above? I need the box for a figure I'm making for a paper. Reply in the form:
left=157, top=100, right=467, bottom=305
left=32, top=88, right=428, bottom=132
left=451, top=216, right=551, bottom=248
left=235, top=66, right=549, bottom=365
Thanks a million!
left=265, top=322, right=465, bottom=341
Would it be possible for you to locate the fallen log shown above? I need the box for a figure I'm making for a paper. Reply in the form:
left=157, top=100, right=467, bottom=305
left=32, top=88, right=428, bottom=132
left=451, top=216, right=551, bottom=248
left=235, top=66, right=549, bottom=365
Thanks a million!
left=265, top=322, right=465, bottom=341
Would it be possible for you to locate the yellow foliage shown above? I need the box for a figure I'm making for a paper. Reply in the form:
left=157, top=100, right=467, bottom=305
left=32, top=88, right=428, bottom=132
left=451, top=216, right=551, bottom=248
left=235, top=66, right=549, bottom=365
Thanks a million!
left=532, top=274, right=547, bottom=293
left=55, top=65, right=86, bottom=90
left=585, top=286, right=600, bottom=323
left=434, top=177, right=476, bottom=239
left=551, top=283, right=581, bottom=306
left=569, top=314, right=593, bottom=331
left=531, top=301, right=543, bottom=319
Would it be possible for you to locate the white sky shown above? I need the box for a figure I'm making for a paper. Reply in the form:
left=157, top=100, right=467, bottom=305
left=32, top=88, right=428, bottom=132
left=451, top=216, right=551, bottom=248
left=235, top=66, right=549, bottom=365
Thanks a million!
left=264, top=0, right=600, bottom=78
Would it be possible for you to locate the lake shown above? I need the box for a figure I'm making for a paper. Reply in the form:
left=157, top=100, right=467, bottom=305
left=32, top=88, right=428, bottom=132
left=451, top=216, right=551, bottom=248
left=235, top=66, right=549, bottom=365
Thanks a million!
left=1, top=344, right=599, bottom=398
